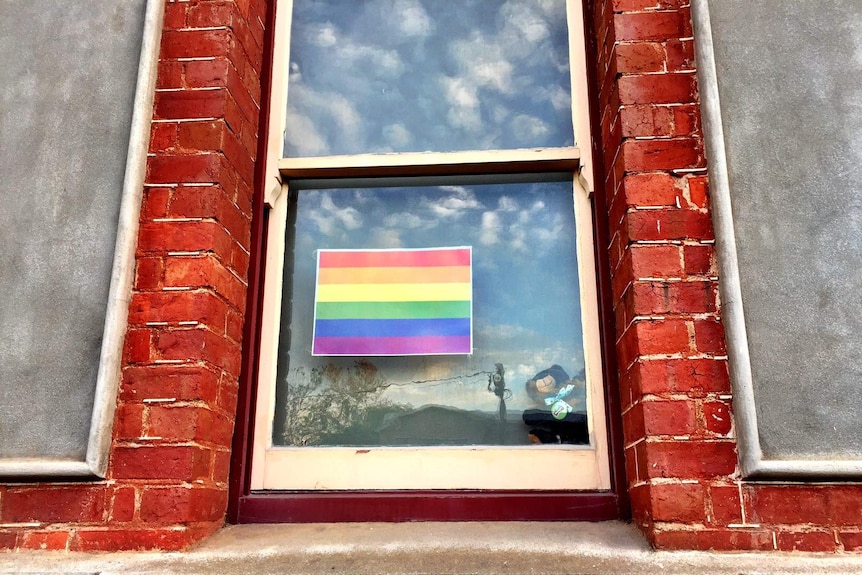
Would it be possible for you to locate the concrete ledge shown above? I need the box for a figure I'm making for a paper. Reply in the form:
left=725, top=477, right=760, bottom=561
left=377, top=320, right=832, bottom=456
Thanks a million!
left=3, top=522, right=862, bottom=574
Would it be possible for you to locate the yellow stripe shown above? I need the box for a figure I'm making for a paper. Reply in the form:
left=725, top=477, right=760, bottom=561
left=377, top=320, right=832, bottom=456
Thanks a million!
left=318, top=266, right=471, bottom=285
left=316, top=283, right=472, bottom=303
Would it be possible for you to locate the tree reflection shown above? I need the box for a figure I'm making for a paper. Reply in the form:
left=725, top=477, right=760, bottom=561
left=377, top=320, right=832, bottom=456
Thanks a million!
left=282, top=360, right=410, bottom=446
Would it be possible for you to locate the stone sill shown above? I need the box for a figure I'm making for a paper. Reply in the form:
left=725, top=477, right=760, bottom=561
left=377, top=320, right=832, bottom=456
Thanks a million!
left=3, top=522, right=862, bottom=574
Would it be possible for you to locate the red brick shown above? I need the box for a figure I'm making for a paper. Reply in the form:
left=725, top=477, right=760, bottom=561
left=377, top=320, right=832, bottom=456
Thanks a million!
left=177, top=120, right=225, bottom=151
left=628, top=483, right=653, bottom=527
left=164, top=255, right=247, bottom=309
left=73, top=525, right=219, bottom=552
left=619, top=73, right=696, bottom=105
left=825, top=487, right=862, bottom=525
left=622, top=402, right=646, bottom=445
left=612, top=0, right=685, bottom=12
left=777, top=530, right=838, bottom=552
left=168, top=184, right=251, bottom=241
left=142, top=187, right=171, bottom=220
left=212, top=450, right=232, bottom=484
left=160, top=29, right=233, bottom=60
left=139, top=487, right=227, bottom=523
left=148, top=405, right=234, bottom=446
left=2, top=487, right=105, bottom=523
left=619, top=105, right=676, bottom=138
left=614, top=11, right=689, bottom=42
left=123, top=329, right=151, bottom=364
left=162, top=2, right=187, bottom=30
left=135, top=257, right=164, bottom=290
left=114, top=403, right=145, bottom=440
left=633, top=319, right=690, bottom=355
left=630, top=281, right=717, bottom=315
left=654, top=528, right=775, bottom=551
left=683, top=244, right=714, bottom=276
left=693, top=318, right=727, bottom=354
left=147, top=153, right=222, bottom=184
left=187, top=2, right=234, bottom=29
left=703, top=400, right=733, bottom=435
left=623, top=172, right=680, bottom=206
left=637, top=358, right=730, bottom=395
left=155, top=89, right=226, bottom=120
left=622, top=138, right=703, bottom=172
left=625, top=209, right=714, bottom=241
left=111, top=446, right=211, bottom=481
left=156, top=60, right=183, bottom=90
left=840, top=531, right=862, bottom=551
left=128, top=291, right=229, bottom=332
left=615, top=42, right=664, bottom=73
left=651, top=482, right=706, bottom=522
left=0, top=531, right=17, bottom=549
left=642, top=399, right=697, bottom=436
left=154, top=329, right=242, bottom=376
left=643, top=441, right=737, bottom=479
left=687, top=175, right=709, bottom=207
left=19, top=531, right=70, bottom=551
left=665, top=39, right=695, bottom=71
left=629, top=244, right=682, bottom=277
left=138, top=219, right=235, bottom=256
left=121, top=365, right=220, bottom=403
left=709, top=485, right=744, bottom=525
left=109, top=486, right=136, bottom=523
left=149, top=122, right=178, bottom=152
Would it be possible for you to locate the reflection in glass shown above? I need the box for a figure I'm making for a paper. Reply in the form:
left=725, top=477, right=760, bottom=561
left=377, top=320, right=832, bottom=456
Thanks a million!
left=284, top=0, right=573, bottom=156
left=273, top=178, right=588, bottom=447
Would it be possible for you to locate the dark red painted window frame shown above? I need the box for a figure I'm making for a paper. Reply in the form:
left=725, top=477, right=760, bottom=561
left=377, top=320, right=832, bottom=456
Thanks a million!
left=228, top=0, right=628, bottom=523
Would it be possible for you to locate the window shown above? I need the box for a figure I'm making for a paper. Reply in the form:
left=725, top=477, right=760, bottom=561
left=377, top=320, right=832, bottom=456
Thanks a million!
left=251, top=0, right=608, bottom=492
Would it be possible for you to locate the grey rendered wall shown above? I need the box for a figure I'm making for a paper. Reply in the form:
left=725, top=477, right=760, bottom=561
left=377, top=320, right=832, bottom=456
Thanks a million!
left=692, top=0, right=862, bottom=476
left=0, top=0, right=162, bottom=476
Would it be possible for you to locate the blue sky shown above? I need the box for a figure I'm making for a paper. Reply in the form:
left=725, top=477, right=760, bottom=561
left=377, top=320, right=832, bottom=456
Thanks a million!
left=284, top=0, right=573, bottom=156
left=279, top=179, right=587, bottom=415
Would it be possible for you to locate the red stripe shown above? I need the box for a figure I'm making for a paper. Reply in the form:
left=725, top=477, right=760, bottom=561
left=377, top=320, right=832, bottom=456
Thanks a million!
left=313, top=335, right=472, bottom=356
left=319, top=249, right=471, bottom=268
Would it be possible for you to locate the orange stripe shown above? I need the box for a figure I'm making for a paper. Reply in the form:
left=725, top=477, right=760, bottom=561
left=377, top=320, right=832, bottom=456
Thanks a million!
left=318, top=266, right=471, bottom=285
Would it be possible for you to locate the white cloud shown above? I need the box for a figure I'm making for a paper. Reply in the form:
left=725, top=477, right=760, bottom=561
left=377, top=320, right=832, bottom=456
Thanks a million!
left=383, top=123, right=412, bottom=148
left=394, top=0, right=433, bottom=37
left=370, top=228, right=403, bottom=248
left=498, top=196, right=519, bottom=212
left=425, top=186, right=483, bottom=218
left=284, top=111, right=328, bottom=156
left=382, top=212, right=424, bottom=229
left=310, top=22, right=338, bottom=47
left=479, top=212, right=500, bottom=246
left=512, top=114, right=551, bottom=141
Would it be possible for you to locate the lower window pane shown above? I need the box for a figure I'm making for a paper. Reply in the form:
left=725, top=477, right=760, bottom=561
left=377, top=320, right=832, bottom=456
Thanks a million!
left=273, top=177, right=588, bottom=447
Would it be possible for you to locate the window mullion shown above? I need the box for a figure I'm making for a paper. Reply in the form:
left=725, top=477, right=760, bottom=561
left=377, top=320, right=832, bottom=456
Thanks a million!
left=278, top=148, right=580, bottom=179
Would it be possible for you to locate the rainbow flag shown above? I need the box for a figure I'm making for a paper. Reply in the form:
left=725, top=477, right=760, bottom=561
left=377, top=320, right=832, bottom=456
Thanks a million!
left=312, top=247, right=473, bottom=356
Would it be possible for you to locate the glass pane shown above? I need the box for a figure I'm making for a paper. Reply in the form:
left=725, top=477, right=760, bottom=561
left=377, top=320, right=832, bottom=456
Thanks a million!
left=273, top=177, right=588, bottom=447
left=284, top=0, right=573, bottom=157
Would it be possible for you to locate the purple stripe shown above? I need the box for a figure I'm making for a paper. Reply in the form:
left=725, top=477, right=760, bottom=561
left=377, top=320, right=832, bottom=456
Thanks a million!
left=313, top=335, right=472, bottom=356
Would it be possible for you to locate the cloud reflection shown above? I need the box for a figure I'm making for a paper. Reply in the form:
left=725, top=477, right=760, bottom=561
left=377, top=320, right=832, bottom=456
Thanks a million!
left=284, top=0, right=573, bottom=156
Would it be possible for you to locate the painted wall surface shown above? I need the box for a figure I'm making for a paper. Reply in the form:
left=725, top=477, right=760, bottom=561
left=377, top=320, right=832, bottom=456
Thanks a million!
left=694, top=0, right=862, bottom=473
left=0, top=0, right=147, bottom=465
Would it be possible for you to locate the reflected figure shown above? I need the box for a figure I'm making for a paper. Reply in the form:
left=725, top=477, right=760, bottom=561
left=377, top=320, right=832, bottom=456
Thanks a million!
left=523, top=365, right=588, bottom=444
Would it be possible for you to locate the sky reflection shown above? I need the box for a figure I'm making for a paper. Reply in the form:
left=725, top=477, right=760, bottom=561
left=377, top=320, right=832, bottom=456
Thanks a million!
left=277, top=179, right=586, bottom=420
left=284, top=0, right=574, bottom=156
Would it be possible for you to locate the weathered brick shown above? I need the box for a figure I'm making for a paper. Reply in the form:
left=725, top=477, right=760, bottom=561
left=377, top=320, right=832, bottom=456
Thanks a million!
left=2, top=487, right=105, bottom=524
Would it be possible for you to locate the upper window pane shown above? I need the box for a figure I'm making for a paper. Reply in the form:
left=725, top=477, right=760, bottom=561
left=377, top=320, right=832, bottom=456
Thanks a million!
left=284, top=0, right=574, bottom=157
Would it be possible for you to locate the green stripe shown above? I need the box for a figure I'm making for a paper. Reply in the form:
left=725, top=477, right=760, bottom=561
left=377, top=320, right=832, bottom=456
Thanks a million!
left=315, top=301, right=471, bottom=320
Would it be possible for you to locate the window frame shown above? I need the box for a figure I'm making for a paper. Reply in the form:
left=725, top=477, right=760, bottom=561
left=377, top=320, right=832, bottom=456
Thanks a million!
left=231, top=0, right=625, bottom=520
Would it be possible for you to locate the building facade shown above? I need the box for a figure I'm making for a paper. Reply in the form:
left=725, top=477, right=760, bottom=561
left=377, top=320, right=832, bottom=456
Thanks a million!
left=0, top=0, right=860, bottom=552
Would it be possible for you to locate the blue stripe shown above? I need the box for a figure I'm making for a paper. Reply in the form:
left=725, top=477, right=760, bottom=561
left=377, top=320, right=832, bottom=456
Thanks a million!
left=314, top=318, right=471, bottom=338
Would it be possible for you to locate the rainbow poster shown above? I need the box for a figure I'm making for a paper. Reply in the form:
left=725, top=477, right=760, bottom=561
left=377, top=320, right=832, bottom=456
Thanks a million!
left=312, top=247, right=473, bottom=356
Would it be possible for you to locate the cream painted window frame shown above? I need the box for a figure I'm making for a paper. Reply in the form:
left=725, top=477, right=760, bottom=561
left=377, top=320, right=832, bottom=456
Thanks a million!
left=251, top=0, right=609, bottom=491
